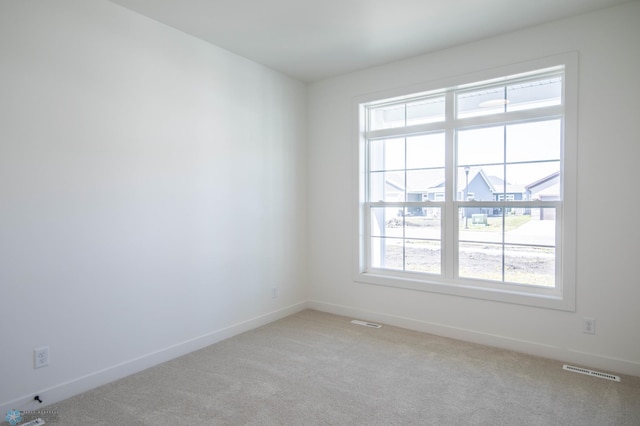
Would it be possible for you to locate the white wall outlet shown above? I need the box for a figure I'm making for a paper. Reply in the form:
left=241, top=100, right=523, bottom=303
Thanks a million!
left=583, top=318, right=596, bottom=334
left=272, top=287, right=278, bottom=299
left=34, top=347, right=49, bottom=369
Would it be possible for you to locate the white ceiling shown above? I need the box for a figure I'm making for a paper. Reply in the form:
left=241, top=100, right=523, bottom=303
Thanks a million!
left=109, top=0, right=631, bottom=82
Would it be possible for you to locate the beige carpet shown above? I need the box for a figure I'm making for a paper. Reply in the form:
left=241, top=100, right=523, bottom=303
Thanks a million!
left=23, top=310, right=640, bottom=425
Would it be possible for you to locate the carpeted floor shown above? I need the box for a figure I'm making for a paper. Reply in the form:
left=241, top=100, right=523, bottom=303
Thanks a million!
left=19, top=310, right=640, bottom=425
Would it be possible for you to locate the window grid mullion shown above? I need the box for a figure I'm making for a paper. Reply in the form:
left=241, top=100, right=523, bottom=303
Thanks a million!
left=444, top=90, right=456, bottom=281
left=502, top=124, right=507, bottom=282
left=403, top=136, right=407, bottom=272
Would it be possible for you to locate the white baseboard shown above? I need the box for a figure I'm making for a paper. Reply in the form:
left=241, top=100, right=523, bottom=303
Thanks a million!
left=307, top=300, right=640, bottom=378
left=0, top=301, right=308, bottom=414
left=4, top=299, right=637, bottom=414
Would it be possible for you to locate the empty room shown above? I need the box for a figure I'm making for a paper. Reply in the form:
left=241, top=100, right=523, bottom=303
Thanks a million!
left=1, top=0, right=639, bottom=424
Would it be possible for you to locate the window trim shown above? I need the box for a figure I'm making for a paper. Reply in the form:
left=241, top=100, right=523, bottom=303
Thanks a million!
left=353, top=53, right=577, bottom=311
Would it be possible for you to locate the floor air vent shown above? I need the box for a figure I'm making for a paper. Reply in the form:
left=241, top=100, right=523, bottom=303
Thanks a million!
left=351, top=320, right=382, bottom=328
left=563, top=364, right=620, bottom=382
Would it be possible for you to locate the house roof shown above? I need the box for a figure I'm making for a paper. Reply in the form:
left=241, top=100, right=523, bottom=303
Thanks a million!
left=526, top=171, right=561, bottom=190
left=533, top=184, right=560, bottom=197
left=385, top=169, right=444, bottom=193
left=486, top=175, right=525, bottom=194
left=427, top=167, right=523, bottom=194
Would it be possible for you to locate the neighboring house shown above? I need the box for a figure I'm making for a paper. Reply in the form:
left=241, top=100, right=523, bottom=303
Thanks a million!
left=526, top=171, right=560, bottom=220
left=383, top=169, right=443, bottom=216
left=426, top=167, right=526, bottom=217
left=385, top=167, right=558, bottom=219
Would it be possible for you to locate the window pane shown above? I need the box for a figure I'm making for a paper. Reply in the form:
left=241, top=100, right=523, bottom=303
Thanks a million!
left=371, top=237, right=403, bottom=270
left=457, top=87, right=507, bottom=118
left=457, top=76, right=562, bottom=118
left=370, top=207, right=403, bottom=238
left=507, top=77, right=561, bottom=112
left=504, top=210, right=556, bottom=243
left=406, top=133, right=445, bottom=169
left=459, top=208, right=503, bottom=281
left=504, top=245, right=555, bottom=287
left=406, top=97, right=445, bottom=126
left=506, top=162, right=560, bottom=201
left=456, top=165, right=503, bottom=202
left=502, top=211, right=556, bottom=286
left=457, top=126, right=504, bottom=167
left=369, top=138, right=404, bottom=171
left=506, top=120, right=561, bottom=163
left=370, top=208, right=403, bottom=271
left=405, top=240, right=441, bottom=274
left=407, top=169, right=445, bottom=202
left=490, top=167, right=526, bottom=201
left=459, top=242, right=503, bottom=281
left=404, top=214, right=441, bottom=240
left=459, top=209, right=503, bottom=243
left=369, top=171, right=404, bottom=202
left=369, top=104, right=405, bottom=130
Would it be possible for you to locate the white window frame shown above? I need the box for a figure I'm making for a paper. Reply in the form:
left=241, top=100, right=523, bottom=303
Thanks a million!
left=354, top=53, right=577, bottom=311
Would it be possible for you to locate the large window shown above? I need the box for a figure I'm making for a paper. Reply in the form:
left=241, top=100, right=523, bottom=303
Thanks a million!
left=356, top=55, right=577, bottom=310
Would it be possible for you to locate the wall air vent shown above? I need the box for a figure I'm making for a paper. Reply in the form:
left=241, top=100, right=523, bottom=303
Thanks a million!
left=350, top=320, right=382, bottom=328
left=563, top=364, right=620, bottom=382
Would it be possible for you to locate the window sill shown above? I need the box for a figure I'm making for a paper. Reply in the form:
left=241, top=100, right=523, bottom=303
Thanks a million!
left=355, top=271, right=575, bottom=311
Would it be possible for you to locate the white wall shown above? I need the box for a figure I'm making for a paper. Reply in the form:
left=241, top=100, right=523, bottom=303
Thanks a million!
left=0, top=0, right=307, bottom=411
left=308, top=2, right=640, bottom=376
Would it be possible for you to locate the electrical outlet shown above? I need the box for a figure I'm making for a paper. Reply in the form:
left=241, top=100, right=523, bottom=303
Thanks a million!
left=583, top=318, right=596, bottom=334
left=272, top=287, right=278, bottom=299
left=34, top=347, right=49, bottom=369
